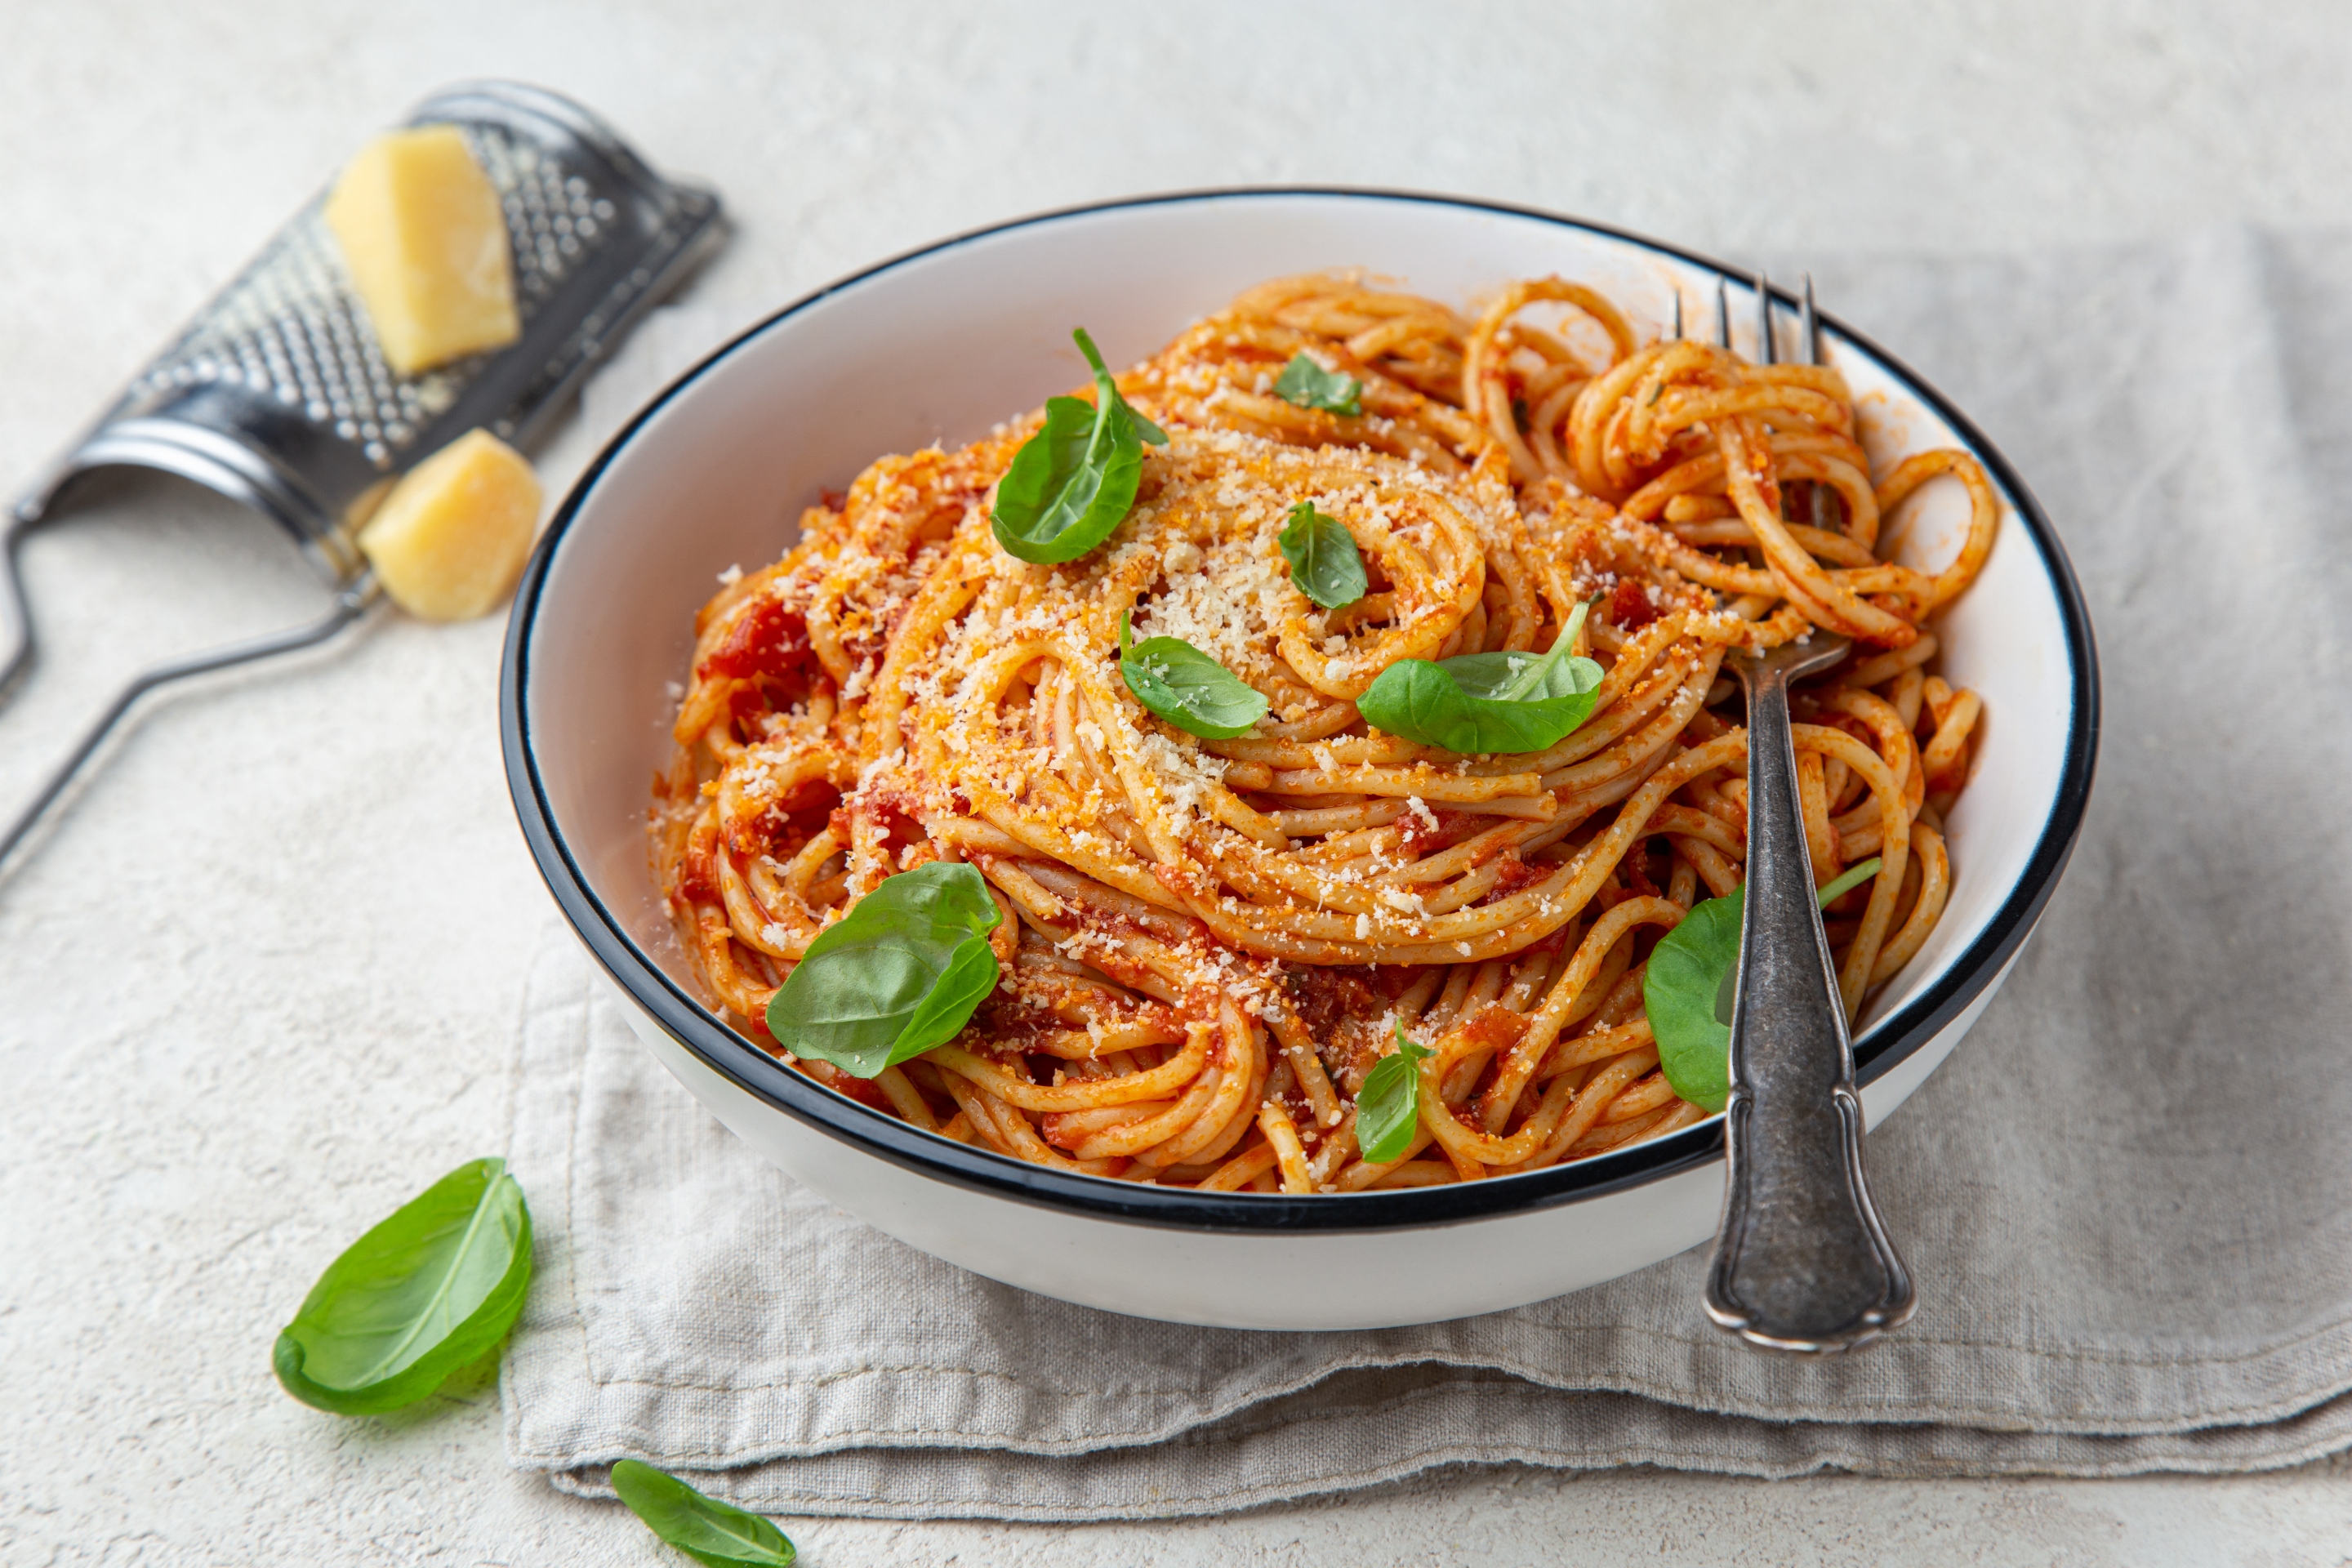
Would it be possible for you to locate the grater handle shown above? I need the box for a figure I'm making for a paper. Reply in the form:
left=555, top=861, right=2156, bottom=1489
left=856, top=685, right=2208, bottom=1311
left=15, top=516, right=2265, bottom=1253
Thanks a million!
left=2, top=513, right=30, bottom=702
left=0, top=577, right=378, bottom=877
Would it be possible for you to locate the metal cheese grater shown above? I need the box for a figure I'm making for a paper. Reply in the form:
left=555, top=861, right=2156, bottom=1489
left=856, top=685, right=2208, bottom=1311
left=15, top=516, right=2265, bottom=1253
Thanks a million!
left=0, top=80, right=726, bottom=868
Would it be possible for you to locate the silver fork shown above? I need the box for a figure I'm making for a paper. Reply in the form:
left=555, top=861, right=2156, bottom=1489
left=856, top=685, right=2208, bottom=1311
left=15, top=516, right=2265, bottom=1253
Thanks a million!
left=1677, top=272, right=1917, bottom=1352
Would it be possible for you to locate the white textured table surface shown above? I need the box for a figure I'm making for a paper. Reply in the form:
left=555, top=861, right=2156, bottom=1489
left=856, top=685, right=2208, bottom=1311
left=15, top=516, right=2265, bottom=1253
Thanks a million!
left=5, top=3, right=2352, bottom=1563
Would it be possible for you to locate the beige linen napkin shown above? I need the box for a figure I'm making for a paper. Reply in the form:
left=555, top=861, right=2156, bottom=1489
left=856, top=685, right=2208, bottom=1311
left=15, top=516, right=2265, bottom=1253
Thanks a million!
left=501, top=227, right=2352, bottom=1520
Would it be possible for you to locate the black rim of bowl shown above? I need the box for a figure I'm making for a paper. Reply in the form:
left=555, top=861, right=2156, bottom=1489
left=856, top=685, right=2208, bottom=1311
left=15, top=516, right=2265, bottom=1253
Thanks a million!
left=501, top=186, right=2101, bottom=1236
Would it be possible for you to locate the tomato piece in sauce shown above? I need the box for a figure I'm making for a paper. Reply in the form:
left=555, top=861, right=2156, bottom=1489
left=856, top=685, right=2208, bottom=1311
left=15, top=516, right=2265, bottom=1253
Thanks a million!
left=697, top=595, right=809, bottom=684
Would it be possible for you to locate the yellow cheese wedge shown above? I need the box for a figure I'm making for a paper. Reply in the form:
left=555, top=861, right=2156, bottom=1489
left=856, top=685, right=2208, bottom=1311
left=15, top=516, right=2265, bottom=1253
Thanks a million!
left=358, top=430, right=541, bottom=621
left=324, top=125, right=520, bottom=377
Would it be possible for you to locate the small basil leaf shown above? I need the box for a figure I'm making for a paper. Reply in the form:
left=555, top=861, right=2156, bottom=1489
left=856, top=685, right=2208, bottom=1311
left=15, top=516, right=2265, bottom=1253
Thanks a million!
left=765, top=862, right=1003, bottom=1079
left=990, top=327, right=1165, bottom=564
left=989, top=394, right=1130, bottom=564
left=612, top=1459, right=797, bottom=1567
left=1646, top=857, right=1883, bottom=1114
left=273, top=1157, right=532, bottom=1416
left=1356, top=1020, right=1434, bottom=1164
left=1278, top=500, right=1368, bottom=610
left=1646, top=891, right=1743, bottom=1114
left=1356, top=602, right=1602, bottom=754
left=1272, top=351, right=1362, bottom=417
left=1118, top=609, right=1269, bottom=740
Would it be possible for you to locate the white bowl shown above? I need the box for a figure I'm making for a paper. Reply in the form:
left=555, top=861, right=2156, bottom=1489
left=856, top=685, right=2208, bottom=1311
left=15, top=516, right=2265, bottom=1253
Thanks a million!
left=501, top=190, right=2098, bottom=1330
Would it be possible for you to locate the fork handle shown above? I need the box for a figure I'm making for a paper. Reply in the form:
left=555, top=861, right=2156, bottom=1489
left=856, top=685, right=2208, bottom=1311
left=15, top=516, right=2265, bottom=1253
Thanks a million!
left=1704, top=654, right=1915, bottom=1352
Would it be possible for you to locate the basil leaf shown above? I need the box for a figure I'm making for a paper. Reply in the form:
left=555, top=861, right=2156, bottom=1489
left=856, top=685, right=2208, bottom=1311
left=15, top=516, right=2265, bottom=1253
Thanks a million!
left=1645, top=891, right=1744, bottom=1115
left=1118, top=609, right=1269, bottom=740
left=1272, top=351, right=1362, bottom=417
left=991, top=327, right=1168, bottom=564
left=1356, top=1020, right=1434, bottom=1164
left=765, top=861, right=1003, bottom=1079
left=612, top=1460, right=796, bottom=1567
left=272, top=1157, right=532, bottom=1415
left=1646, top=858, right=1883, bottom=1113
left=1278, top=500, right=1368, bottom=610
left=1356, top=601, right=1602, bottom=754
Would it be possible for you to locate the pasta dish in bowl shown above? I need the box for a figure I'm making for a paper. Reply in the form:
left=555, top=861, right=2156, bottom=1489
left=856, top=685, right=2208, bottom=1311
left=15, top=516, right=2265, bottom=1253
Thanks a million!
left=506, top=192, right=2094, bottom=1326
left=654, top=271, right=1998, bottom=1195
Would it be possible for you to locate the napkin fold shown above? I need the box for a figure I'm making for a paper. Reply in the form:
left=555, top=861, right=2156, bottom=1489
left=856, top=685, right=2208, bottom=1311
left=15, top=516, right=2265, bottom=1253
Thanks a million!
left=502, top=226, right=2352, bottom=1520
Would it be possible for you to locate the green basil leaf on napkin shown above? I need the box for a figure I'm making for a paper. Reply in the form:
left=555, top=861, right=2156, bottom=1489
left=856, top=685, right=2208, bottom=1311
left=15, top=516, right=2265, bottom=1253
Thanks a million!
left=272, top=1157, right=532, bottom=1415
left=1646, top=857, right=1883, bottom=1112
left=1277, top=499, right=1368, bottom=609
left=991, top=327, right=1169, bottom=564
left=1356, top=600, right=1602, bottom=754
left=1356, top=1020, right=1435, bottom=1165
left=766, top=862, right=1003, bottom=1079
left=611, top=1459, right=797, bottom=1567
left=1272, top=351, right=1362, bottom=417
left=1118, top=609, right=1270, bottom=739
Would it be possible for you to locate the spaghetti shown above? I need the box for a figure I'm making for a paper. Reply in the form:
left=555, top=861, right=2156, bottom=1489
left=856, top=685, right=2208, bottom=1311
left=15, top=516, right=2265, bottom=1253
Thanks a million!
left=651, top=271, right=1996, bottom=1192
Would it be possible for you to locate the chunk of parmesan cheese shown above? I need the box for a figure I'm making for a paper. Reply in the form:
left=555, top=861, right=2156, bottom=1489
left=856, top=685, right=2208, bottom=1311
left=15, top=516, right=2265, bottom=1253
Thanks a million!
left=324, top=126, right=520, bottom=376
left=357, top=429, right=541, bottom=620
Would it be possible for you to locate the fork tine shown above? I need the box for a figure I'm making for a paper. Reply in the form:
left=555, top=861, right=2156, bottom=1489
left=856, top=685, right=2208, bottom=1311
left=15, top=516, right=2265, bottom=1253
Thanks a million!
left=1713, top=278, right=1730, bottom=350
left=1753, top=270, right=1776, bottom=366
left=1800, top=271, right=1838, bottom=530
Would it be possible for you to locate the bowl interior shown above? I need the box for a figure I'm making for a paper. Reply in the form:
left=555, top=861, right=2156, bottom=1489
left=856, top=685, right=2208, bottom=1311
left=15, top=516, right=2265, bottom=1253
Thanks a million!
left=523, top=190, right=2078, bottom=1092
